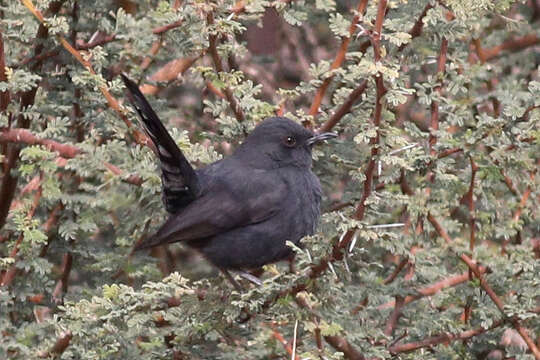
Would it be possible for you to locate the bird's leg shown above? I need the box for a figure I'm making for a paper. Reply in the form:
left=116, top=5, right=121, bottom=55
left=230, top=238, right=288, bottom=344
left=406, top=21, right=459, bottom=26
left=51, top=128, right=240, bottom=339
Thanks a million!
left=220, top=268, right=243, bottom=292
left=288, top=255, right=297, bottom=274
left=234, top=270, right=262, bottom=286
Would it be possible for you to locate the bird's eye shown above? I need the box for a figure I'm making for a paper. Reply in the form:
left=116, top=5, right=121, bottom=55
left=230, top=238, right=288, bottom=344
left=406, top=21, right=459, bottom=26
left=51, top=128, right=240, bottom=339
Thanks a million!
left=284, top=136, right=297, bottom=147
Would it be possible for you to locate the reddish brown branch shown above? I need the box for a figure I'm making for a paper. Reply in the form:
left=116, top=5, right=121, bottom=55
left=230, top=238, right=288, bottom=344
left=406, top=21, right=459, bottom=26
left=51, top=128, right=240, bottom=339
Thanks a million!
left=22, top=1, right=150, bottom=148
left=428, top=37, right=448, bottom=156
left=38, top=331, right=72, bottom=358
left=0, top=30, right=10, bottom=111
left=425, top=213, right=540, bottom=359
left=384, top=296, right=404, bottom=336
left=308, top=0, right=369, bottom=120
left=481, top=34, right=540, bottom=61
left=437, top=147, right=463, bottom=158
left=52, top=252, right=72, bottom=303
left=460, top=255, right=540, bottom=359
left=0, top=128, right=81, bottom=158
left=325, top=335, right=366, bottom=360
left=268, top=323, right=300, bottom=360
left=0, top=1, right=64, bottom=231
left=76, top=32, right=116, bottom=50
left=103, top=162, right=143, bottom=186
left=206, top=13, right=245, bottom=124
left=76, top=20, right=184, bottom=50
left=397, top=2, right=434, bottom=52
left=1, top=177, right=43, bottom=286
left=152, top=19, right=183, bottom=34
left=317, top=80, right=368, bottom=133
left=389, top=319, right=503, bottom=354
left=378, top=267, right=487, bottom=310
left=383, top=257, right=409, bottom=284
left=462, top=157, right=478, bottom=253
left=139, top=56, right=200, bottom=95
left=512, top=173, right=533, bottom=223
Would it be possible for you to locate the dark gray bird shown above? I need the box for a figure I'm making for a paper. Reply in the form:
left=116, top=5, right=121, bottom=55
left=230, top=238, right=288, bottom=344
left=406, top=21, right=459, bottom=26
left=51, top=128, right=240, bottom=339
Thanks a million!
left=121, top=75, right=336, bottom=285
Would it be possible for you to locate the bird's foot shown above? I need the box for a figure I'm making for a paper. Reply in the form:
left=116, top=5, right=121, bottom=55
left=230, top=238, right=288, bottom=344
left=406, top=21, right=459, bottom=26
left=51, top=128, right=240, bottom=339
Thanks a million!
left=234, top=270, right=263, bottom=286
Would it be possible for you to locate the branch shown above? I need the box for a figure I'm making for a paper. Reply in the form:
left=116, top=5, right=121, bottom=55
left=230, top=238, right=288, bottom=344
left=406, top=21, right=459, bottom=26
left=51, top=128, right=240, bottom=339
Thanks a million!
left=378, top=267, right=487, bottom=310
left=206, top=12, right=245, bottom=124
left=308, top=0, right=369, bottom=121
left=481, top=34, right=540, bottom=61
left=295, top=296, right=365, bottom=360
left=268, top=323, right=301, bottom=360
left=21, top=0, right=151, bottom=148
left=1, top=176, right=42, bottom=287
left=317, top=80, right=368, bottom=133
left=38, top=331, right=72, bottom=358
left=425, top=214, right=540, bottom=359
left=0, top=0, right=64, bottom=231
left=0, top=30, right=10, bottom=111
left=76, top=20, right=184, bottom=50
left=389, top=319, right=503, bottom=354
left=138, top=56, right=200, bottom=95
left=384, top=296, right=404, bottom=336
left=0, top=129, right=143, bottom=186
left=397, top=2, right=434, bottom=52
left=0, top=128, right=81, bottom=158
left=428, top=37, right=448, bottom=157
left=325, top=335, right=366, bottom=360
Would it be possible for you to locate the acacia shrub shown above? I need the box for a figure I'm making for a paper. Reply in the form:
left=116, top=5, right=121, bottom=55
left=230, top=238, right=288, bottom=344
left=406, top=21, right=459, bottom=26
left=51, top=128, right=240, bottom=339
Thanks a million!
left=0, top=0, right=539, bottom=359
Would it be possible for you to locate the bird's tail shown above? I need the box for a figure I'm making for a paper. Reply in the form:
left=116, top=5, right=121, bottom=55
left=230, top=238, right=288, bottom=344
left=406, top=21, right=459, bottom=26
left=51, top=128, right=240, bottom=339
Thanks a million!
left=121, top=74, right=199, bottom=214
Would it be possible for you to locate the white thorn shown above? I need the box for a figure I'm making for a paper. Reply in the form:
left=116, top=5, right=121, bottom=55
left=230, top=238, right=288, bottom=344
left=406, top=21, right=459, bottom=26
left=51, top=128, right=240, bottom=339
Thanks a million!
left=227, top=12, right=235, bottom=21
left=328, top=262, right=338, bottom=279
left=378, top=160, right=382, bottom=176
left=388, top=143, right=418, bottom=155
left=306, top=249, right=312, bottom=263
left=292, top=320, right=298, bottom=360
left=348, top=233, right=358, bottom=253
left=366, top=223, right=405, bottom=229
left=338, top=230, right=347, bottom=245
left=344, top=256, right=351, bottom=274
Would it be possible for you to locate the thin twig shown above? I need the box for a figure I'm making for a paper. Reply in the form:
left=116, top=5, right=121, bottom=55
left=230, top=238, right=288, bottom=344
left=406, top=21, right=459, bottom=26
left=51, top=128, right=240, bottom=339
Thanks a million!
left=21, top=0, right=151, bottom=148
left=384, top=296, right=404, bottom=336
left=308, top=0, right=369, bottom=120
left=389, top=319, right=503, bottom=354
left=317, top=80, right=368, bottom=133
left=0, top=128, right=81, bottom=158
left=206, top=12, right=245, bottom=124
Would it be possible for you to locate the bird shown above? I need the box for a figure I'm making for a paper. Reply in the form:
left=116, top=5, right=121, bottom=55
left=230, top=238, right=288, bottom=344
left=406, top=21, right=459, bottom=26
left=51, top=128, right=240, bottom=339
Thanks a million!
left=121, top=74, right=336, bottom=288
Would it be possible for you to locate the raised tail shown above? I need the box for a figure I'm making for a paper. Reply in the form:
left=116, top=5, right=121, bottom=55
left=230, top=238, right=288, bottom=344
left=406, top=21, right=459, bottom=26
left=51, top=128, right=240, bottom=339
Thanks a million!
left=121, top=74, right=199, bottom=215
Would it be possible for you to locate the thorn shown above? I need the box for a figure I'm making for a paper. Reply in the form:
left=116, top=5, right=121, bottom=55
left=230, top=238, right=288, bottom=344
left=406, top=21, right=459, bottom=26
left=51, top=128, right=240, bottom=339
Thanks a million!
left=292, top=320, right=298, bottom=360
left=367, top=223, right=405, bottom=229
left=388, top=143, right=418, bottom=155
left=344, top=256, right=351, bottom=274
left=328, top=261, right=338, bottom=279
left=348, top=233, right=358, bottom=253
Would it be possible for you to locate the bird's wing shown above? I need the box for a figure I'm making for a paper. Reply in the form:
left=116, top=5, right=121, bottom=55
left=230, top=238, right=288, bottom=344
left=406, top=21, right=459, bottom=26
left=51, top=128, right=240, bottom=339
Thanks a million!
left=134, top=165, right=286, bottom=250
left=121, top=74, right=199, bottom=213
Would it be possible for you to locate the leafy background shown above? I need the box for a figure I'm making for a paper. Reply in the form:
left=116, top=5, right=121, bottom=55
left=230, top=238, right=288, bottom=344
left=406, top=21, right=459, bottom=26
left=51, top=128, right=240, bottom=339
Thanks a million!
left=0, top=0, right=538, bottom=359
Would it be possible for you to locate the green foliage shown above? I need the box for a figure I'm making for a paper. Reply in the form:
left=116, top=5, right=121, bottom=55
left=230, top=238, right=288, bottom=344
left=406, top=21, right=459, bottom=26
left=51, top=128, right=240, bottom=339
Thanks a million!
left=0, top=0, right=539, bottom=359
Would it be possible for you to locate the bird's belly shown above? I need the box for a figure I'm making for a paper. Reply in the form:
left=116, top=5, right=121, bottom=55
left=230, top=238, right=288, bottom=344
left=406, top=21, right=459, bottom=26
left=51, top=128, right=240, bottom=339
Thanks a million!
left=192, top=171, right=322, bottom=270
left=192, top=222, right=293, bottom=269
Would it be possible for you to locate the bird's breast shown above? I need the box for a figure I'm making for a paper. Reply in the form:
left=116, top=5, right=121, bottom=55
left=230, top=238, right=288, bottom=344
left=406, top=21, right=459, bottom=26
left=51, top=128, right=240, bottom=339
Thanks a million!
left=280, top=168, right=322, bottom=237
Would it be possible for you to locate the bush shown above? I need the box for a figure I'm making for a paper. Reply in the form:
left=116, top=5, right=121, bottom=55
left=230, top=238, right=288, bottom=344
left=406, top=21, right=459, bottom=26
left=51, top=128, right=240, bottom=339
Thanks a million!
left=0, top=0, right=538, bottom=359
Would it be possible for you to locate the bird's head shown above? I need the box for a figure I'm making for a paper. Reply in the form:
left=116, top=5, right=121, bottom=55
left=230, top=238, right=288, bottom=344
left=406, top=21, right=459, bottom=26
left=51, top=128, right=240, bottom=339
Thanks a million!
left=235, top=117, right=337, bottom=169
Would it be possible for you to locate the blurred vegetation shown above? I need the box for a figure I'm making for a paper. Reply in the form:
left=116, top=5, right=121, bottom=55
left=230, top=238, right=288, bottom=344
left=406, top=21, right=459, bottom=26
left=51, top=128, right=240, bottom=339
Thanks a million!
left=0, top=0, right=539, bottom=359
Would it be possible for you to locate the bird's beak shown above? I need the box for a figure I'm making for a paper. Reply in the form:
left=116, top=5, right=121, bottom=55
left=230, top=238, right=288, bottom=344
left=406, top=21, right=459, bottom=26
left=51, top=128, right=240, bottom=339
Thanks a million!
left=306, top=132, right=338, bottom=146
